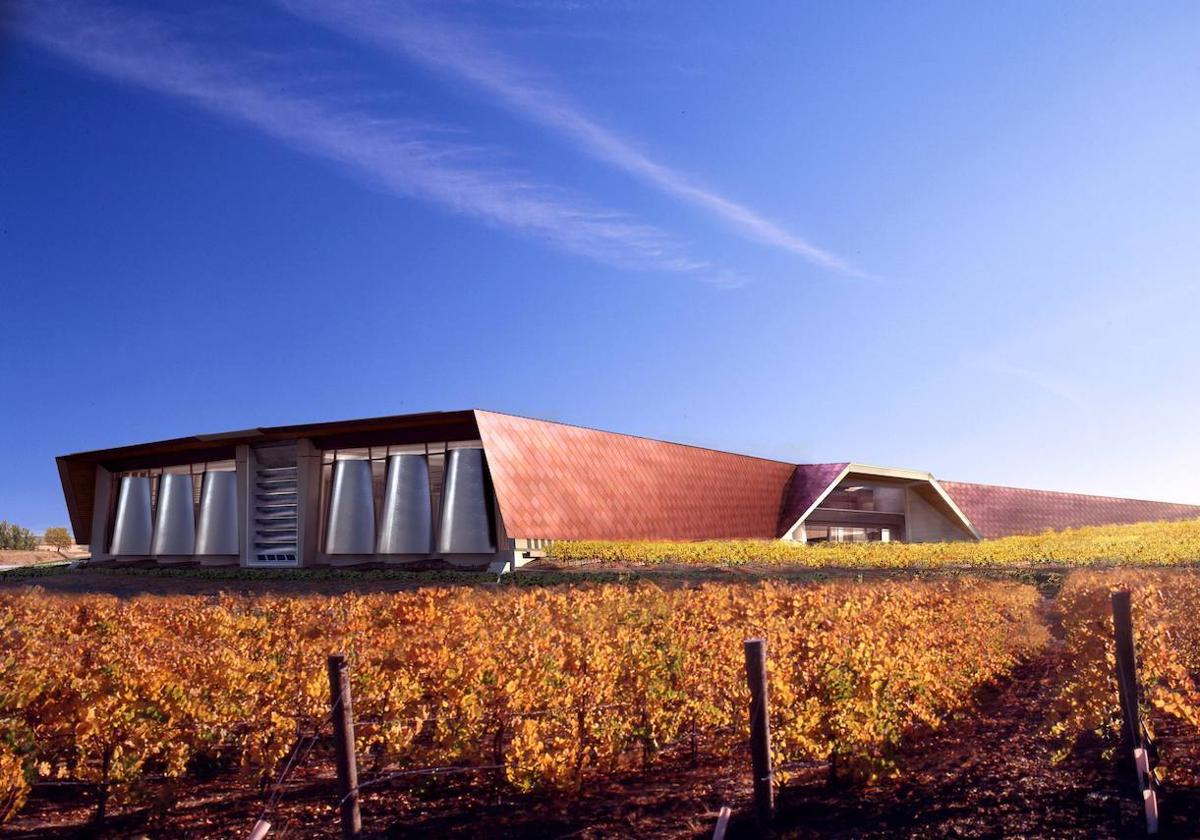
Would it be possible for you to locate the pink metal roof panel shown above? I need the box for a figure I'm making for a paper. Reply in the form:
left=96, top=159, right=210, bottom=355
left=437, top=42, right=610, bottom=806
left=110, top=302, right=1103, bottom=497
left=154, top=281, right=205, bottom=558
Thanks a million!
left=939, top=480, right=1200, bottom=539
left=776, top=463, right=849, bottom=536
left=475, top=410, right=798, bottom=541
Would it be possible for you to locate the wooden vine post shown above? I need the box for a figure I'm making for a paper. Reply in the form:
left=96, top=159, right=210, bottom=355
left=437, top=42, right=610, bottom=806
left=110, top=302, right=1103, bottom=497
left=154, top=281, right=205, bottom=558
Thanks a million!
left=1111, top=591, right=1140, bottom=748
left=327, top=654, right=362, bottom=839
left=1110, top=591, right=1158, bottom=834
left=743, top=638, right=775, bottom=832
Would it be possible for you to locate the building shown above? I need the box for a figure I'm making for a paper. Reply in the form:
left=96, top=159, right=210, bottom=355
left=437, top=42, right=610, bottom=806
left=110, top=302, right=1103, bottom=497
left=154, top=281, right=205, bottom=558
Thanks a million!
left=57, top=409, right=1200, bottom=571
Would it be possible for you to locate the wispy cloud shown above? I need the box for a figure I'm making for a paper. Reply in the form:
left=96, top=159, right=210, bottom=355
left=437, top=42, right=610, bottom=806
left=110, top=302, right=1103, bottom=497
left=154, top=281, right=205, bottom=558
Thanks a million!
left=277, top=0, right=870, bottom=278
left=974, top=360, right=1092, bottom=411
left=9, top=2, right=725, bottom=278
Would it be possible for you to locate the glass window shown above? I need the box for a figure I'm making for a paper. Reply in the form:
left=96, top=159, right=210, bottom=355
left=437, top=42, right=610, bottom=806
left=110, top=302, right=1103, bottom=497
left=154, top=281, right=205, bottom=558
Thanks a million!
left=334, top=448, right=371, bottom=461
left=805, top=525, right=830, bottom=543
left=822, top=485, right=875, bottom=511
left=807, top=524, right=892, bottom=544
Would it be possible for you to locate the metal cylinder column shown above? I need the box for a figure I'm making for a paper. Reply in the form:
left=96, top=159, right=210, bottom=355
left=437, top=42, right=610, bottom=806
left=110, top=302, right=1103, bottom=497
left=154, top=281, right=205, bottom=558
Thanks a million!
left=196, top=470, right=239, bottom=556
left=437, top=448, right=495, bottom=554
left=109, top=475, right=154, bottom=555
left=325, top=459, right=376, bottom=554
left=377, top=454, right=433, bottom=554
left=151, top=473, right=196, bottom=556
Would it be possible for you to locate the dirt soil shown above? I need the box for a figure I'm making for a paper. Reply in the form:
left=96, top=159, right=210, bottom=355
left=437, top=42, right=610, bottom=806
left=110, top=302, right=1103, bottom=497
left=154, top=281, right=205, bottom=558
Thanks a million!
left=0, top=562, right=1066, bottom=600
left=528, top=558, right=1074, bottom=595
left=0, top=550, right=84, bottom=568
left=0, top=568, right=455, bottom=597
left=3, top=756, right=738, bottom=838
left=5, top=597, right=1197, bottom=839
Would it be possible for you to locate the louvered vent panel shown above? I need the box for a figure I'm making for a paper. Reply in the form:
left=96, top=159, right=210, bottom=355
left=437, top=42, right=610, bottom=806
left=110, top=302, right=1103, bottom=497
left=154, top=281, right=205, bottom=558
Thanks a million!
left=253, top=447, right=299, bottom=565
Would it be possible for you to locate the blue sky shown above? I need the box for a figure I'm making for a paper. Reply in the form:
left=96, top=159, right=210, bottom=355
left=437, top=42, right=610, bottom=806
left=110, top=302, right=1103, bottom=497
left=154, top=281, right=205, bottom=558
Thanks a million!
left=2, top=1, right=1199, bottom=533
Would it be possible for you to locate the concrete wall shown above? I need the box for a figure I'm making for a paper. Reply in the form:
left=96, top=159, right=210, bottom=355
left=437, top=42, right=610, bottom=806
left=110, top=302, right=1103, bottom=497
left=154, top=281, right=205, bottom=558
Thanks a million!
left=88, top=466, right=113, bottom=563
left=873, top=486, right=907, bottom=514
left=905, top=488, right=973, bottom=543
left=297, top=438, right=322, bottom=568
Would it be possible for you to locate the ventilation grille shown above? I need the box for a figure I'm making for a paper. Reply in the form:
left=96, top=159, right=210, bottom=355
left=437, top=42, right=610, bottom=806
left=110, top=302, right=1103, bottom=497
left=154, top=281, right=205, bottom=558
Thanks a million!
left=253, top=463, right=298, bottom=566
left=255, top=552, right=297, bottom=566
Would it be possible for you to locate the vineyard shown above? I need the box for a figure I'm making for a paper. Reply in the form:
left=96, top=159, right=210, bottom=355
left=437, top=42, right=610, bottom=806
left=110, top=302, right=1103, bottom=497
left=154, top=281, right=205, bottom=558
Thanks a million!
left=548, top=516, right=1200, bottom=568
left=0, top=579, right=1044, bottom=830
left=1053, top=570, right=1200, bottom=787
left=2, top=566, right=1200, bottom=836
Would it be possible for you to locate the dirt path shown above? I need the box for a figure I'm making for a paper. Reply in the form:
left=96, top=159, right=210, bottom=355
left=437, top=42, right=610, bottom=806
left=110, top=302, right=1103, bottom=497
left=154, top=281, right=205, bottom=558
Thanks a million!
left=0, top=568, right=447, bottom=597
left=761, top=599, right=1199, bottom=839
left=767, top=652, right=1125, bottom=836
left=0, top=563, right=1064, bottom=599
left=0, top=550, right=86, bottom=567
left=2, top=743, right=753, bottom=839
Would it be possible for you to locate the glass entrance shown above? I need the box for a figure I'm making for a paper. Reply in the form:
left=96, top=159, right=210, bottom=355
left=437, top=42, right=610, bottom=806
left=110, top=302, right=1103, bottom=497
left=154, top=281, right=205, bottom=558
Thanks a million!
left=805, top=524, right=892, bottom=544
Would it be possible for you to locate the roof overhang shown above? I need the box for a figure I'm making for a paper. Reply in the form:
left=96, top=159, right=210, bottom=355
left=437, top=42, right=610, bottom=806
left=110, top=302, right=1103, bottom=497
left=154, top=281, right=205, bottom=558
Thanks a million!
left=779, top=462, right=982, bottom=541
left=58, top=409, right=481, bottom=546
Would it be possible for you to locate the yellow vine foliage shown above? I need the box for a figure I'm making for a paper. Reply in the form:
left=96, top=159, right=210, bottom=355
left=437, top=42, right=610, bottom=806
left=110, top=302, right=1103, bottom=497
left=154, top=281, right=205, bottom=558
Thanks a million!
left=0, top=745, right=25, bottom=823
left=0, top=580, right=1045, bottom=821
left=550, top=517, right=1200, bottom=568
left=1053, top=570, right=1200, bottom=784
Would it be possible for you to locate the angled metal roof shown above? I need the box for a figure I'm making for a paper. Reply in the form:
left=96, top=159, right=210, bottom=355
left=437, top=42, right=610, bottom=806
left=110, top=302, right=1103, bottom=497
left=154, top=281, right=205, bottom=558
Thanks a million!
left=477, top=410, right=797, bottom=541
left=939, top=480, right=1200, bottom=539
left=776, top=463, right=850, bottom=537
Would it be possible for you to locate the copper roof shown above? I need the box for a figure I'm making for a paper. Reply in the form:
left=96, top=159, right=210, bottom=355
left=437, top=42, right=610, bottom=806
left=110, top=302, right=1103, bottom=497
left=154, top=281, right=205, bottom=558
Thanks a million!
left=939, top=480, right=1200, bottom=539
left=476, top=411, right=797, bottom=541
left=776, top=463, right=850, bottom=536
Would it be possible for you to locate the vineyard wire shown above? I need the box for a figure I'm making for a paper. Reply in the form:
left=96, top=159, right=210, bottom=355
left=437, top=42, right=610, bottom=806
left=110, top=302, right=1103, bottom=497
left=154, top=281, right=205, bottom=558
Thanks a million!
left=245, top=698, right=697, bottom=835
left=339, top=763, right=508, bottom=807
left=272, top=730, right=330, bottom=840
left=350, top=700, right=633, bottom=728
left=255, top=694, right=342, bottom=833
left=334, top=720, right=751, bottom=813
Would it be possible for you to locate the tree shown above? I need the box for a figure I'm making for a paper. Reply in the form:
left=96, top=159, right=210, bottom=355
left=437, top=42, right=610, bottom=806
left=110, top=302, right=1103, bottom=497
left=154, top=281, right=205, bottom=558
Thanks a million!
left=43, top=527, right=73, bottom=556
left=0, top=521, right=38, bottom=551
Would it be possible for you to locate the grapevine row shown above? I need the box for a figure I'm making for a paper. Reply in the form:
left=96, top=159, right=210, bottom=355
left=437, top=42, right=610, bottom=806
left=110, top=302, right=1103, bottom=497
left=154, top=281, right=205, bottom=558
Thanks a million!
left=0, top=579, right=1045, bottom=822
left=550, top=517, right=1200, bottom=568
left=1053, top=569, right=1200, bottom=785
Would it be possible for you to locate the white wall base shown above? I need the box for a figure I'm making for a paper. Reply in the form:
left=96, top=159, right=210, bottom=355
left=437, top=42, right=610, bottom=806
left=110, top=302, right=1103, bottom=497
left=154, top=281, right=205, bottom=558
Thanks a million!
left=487, top=550, right=534, bottom=575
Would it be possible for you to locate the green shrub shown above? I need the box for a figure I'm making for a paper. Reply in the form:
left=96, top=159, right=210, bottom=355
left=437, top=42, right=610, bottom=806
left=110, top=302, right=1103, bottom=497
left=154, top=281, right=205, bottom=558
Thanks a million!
left=0, top=522, right=37, bottom=551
